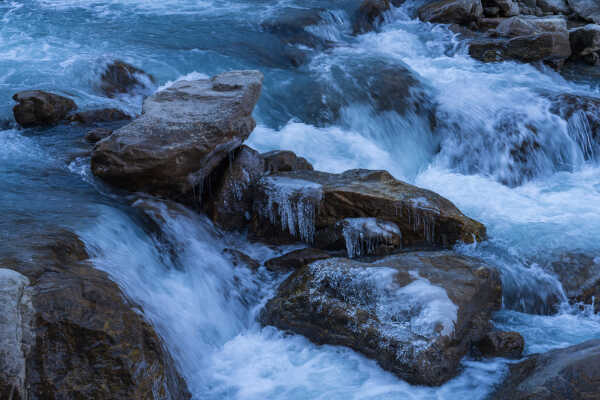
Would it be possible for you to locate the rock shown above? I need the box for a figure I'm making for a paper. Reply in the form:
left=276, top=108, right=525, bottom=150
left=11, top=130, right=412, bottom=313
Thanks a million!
left=482, top=0, right=519, bottom=17
left=263, top=150, right=314, bottom=173
left=91, top=70, right=264, bottom=202
left=264, top=248, right=331, bottom=272
left=490, top=339, right=600, bottom=399
left=0, top=269, right=34, bottom=400
left=12, top=90, right=77, bottom=127
left=567, top=0, right=600, bottom=24
left=353, top=0, right=391, bottom=34
left=475, top=331, right=524, bottom=359
left=261, top=8, right=331, bottom=49
left=570, top=24, right=600, bottom=65
left=260, top=251, right=502, bottom=386
left=548, top=252, right=600, bottom=312
left=418, top=0, right=484, bottom=25
left=85, top=128, right=113, bottom=143
left=100, top=60, right=155, bottom=98
left=68, top=108, right=131, bottom=124
left=469, top=31, right=571, bottom=67
left=250, top=169, right=486, bottom=253
left=222, top=248, right=260, bottom=270
left=495, top=15, right=568, bottom=37
left=1, top=231, right=190, bottom=399
left=537, top=0, right=571, bottom=14
left=205, top=145, right=265, bottom=230
left=547, top=93, right=600, bottom=159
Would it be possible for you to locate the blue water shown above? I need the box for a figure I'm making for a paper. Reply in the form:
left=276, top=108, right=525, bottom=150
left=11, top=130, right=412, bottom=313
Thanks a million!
left=2, top=1, right=600, bottom=399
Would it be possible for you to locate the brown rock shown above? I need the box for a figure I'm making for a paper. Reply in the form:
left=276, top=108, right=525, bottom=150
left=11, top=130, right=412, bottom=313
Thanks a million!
left=476, top=331, right=525, bottom=359
left=100, top=60, right=155, bottom=97
left=260, top=251, right=502, bottom=386
left=418, top=0, right=484, bottom=25
left=91, top=70, right=264, bottom=202
left=482, top=0, right=519, bottom=17
left=264, top=248, right=331, bottom=272
left=353, top=0, right=391, bottom=34
left=250, top=169, right=486, bottom=252
left=263, top=150, right=314, bottom=173
left=490, top=339, right=600, bottom=399
left=548, top=252, right=600, bottom=312
left=570, top=24, right=600, bottom=66
left=222, top=248, right=260, bottom=270
left=85, top=128, right=113, bottom=143
left=12, top=91, right=77, bottom=127
left=68, top=108, right=131, bottom=124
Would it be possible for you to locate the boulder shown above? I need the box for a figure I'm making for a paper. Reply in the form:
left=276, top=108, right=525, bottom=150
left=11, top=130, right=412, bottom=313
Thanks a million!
left=205, top=145, right=265, bottom=230
left=260, top=251, right=502, bottom=385
left=482, top=0, right=519, bottom=17
left=68, top=108, right=131, bottom=124
left=263, top=150, right=314, bottom=173
left=570, top=24, right=600, bottom=65
left=85, top=128, right=113, bottom=143
left=264, top=248, right=331, bottom=272
left=495, top=15, right=568, bottom=37
left=353, top=0, right=391, bottom=34
left=261, top=8, right=332, bottom=49
left=1, top=231, right=190, bottom=399
left=250, top=169, right=486, bottom=253
left=469, top=31, right=571, bottom=67
left=567, top=0, right=600, bottom=24
left=222, top=248, right=260, bottom=270
left=418, top=0, right=484, bottom=25
left=12, top=90, right=77, bottom=127
left=91, top=70, right=264, bottom=202
left=537, top=0, right=571, bottom=14
left=548, top=252, right=600, bottom=312
left=475, top=331, right=524, bottom=359
left=490, top=339, right=600, bottom=399
left=100, top=60, right=155, bottom=98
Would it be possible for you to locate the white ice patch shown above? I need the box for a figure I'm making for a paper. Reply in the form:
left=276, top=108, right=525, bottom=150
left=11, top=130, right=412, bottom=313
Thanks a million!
left=340, top=218, right=401, bottom=258
left=260, top=176, right=323, bottom=243
left=309, top=261, right=458, bottom=351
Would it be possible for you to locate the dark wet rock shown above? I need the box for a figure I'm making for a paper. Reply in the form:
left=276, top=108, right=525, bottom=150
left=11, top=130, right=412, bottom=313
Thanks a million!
left=264, top=248, right=331, bottom=272
left=548, top=252, right=600, bottom=312
left=570, top=24, right=600, bottom=66
left=567, top=0, right=600, bottom=24
left=261, top=8, right=332, bottom=49
left=260, top=251, right=502, bottom=386
left=250, top=169, right=486, bottom=252
left=418, top=0, right=484, bottom=25
left=263, top=150, right=314, bottom=173
left=205, top=145, right=265, bottom=230
left=495, top=15, right=568, bottom=37
left=91, top=70, right=263, bottom=202
left=223, top=248, right=260, bottom=270
left=100, top=60, right=155, bottom=98
left=490, top=339, right=600, bottom=399
left=469, top=31, right=571, bottom=67
left=85, top=128, right=113, bottom=143
left=0, top=231, right=190, bottom=399
left=353, top=0, right=391, bottom=34
left=12, top=90, right=77, bottom=127
left=68, top=108, right=131, bottom=124
left=475, top=331, right=524, bottom=359
left=538, top=0, right=571, bottom=14
left=482, top=0, right=519, bottom=17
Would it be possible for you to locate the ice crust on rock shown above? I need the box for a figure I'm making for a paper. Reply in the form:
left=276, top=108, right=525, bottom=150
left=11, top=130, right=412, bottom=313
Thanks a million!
left=340, top=218, right=402, bottom=258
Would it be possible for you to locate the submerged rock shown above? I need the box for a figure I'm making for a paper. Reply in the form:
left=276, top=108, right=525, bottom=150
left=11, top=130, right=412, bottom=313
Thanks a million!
left=353, top=0, right=391, bottom=34
left=91, top=70, right=263, bottom=202
left=418, top=0, right=484, bottom=25
left=100, top=60, right=155, bottom=97
left=68, top=108, right=131, bottom=124
left=264, top=248, right=331, bottom=272
left=263, top=150, right=314, bottom=173
left=12, top=90, right=77, bottom=127
left=260, top=251, right=502, bottom=385
left=491, top=339, right=600, bottom=399
left=251, top=169, right=486, bottom=253
left=0, top=231, right=190, bottom=399
left=475, top=330, right=524, bottom=359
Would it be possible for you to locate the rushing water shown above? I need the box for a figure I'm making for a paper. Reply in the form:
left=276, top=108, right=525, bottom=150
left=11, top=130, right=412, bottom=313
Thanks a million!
left=2, top=0, right=600, bottom=399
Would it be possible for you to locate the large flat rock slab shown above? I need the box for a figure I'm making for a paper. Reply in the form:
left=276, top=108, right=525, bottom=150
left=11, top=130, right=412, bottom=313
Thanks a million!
left=91, top=70, right=263, bottom=201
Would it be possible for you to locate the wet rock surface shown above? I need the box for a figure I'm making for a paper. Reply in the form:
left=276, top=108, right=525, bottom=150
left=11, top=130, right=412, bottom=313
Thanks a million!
left=251, top=169, right=486, bottom=252
left=0, top=231, right=190, bottom=399
left=85, top=128, right=113, bottom=143
left=568, top=0, right=600, bottom=24
left=68, top=108, right=131, bottom=124
left=353, top=0, right=391, bottom=34
left=260, top=251, right=502, bottom=386
left=418, top=0, right=484, bottom=25
left=490, top=339, right=600, bottom=399
left=569, top=24, right=600, bottom=65
left=475, top=330, right=524, bottom=359
left=548, top=252, right=600, bottom=312
left=91, top=70, right=263, bottom=201
left=12, top=90, right=77, bottom=127
left=263, top=150, right=314, bottom=173
left=264, top=247, right=331, bottom=272
left=99, top=60, right=155, bottom=97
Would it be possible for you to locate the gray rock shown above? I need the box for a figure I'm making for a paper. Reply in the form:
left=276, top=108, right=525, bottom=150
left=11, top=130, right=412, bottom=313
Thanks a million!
left=490, top=339, right=600, bottom=399
left=495, top=15, right=568, bottom=37
left=418, top=0, right=484, bottom=25
left=0, top=269, right=34, bottom=400
left=483, top=0, right=520, bottom=17
left=537, top=0, right=571, bottom=14
left=91, top=70, right=264, bottom=201
left=250, top=169, right=486, bottom=252
left=260, top=251, right=502, bottom=386
left=567, top=0, right=600, bottom=24
left=570, top=24, right=600, bottom=65
left=12, top=90, right=77, bottom=127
